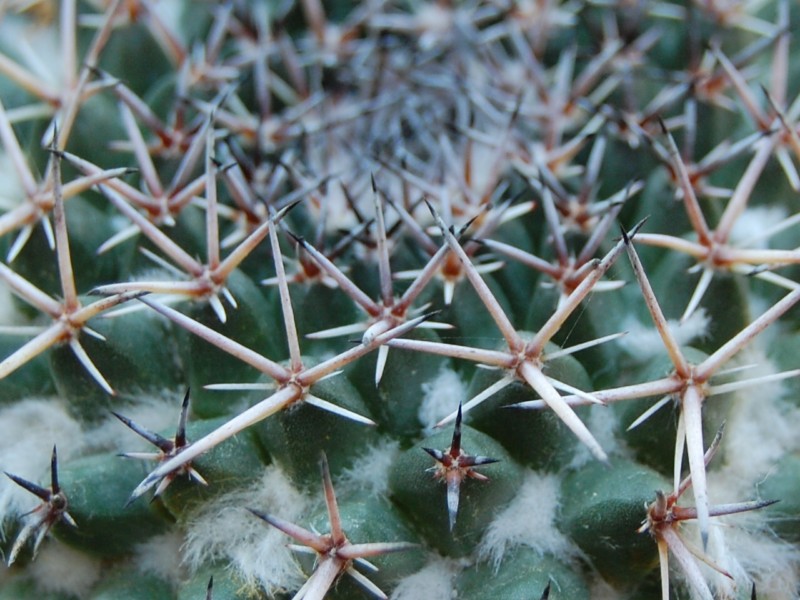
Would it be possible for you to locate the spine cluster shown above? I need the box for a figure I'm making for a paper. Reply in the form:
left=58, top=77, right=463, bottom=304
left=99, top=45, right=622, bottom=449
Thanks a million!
left=0, top=1, right=799, bottom=598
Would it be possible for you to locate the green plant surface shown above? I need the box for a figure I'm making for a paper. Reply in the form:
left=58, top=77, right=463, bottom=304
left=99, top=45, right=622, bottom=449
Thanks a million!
left=0, top=1, right=799, bottom=599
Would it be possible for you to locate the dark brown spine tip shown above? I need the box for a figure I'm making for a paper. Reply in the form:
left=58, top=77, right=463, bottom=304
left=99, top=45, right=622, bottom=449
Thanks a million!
left=540, top=580, right=552, bottom=600
left=111, top=410, right=131, bottom=425
left=463, top=214, right=480, bottom=232
left=626, top=216, right=649, bottom=240
left=451, top=404, right=463, bottom=453
left=86, top=64, right=106, bottom=78
left=421, top=447, right=441, bottom=460
left=176, top=389, right=191, bottom=446
left=247, top=507, right=267, bottom=521
left=50, top=445, right=59, bottom=492
left=510, top=91, right=524, bottom=121
left=619, top=225, right=631, bottom=245
left=6, top=472, right=50, bottom=500
left=287, top=230, right=306, bottom=245
left=419, top=309, right=441, bottom=323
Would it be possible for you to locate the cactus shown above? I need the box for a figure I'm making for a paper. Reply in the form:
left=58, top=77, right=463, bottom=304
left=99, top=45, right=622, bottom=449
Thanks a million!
left=1, top=1, right=800, bottom=598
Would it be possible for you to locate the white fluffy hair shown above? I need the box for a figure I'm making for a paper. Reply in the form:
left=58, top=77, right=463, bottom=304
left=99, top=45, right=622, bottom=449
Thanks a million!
left=28, top=541, right=101, bottom=598
left=182, top=465, right=310, bottom=597
left=418, top=366, right=467, bottom=434
left=389, top=555, right=460, bottom=600
left=0, top=399, right=82, bottom=522
left=478, top=471, right=575, bottom=566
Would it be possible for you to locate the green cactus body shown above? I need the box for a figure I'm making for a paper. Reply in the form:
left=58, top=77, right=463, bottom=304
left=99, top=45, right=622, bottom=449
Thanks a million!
left=348, top=328, right=452, bottom=441
left=760, top=452, right=800, bottom=544
left=87, top=568, right=173, bottom=600
left=465, top=343, right=593, bottom=471
left=49, top=305, right=182, bottom=420
left=456, top=548, right=589, bottom=600
left=255, top=368, right=379, bottom=488
left=0, top=1, right=799, bottom=599
left=176, top=570, right=256, bottom=600
left=302, top=492, right=426, bottom=597
left=0, top=332, right=54, bottom=401
left=180, top=270, right=285, bottom=418
left=558, top=459, right=669, bottom=589
left=52, top=454, right=172, bottom=556
left=388, top=424, right=522, bottom=557
left=160, top=417, right=269, bottom=519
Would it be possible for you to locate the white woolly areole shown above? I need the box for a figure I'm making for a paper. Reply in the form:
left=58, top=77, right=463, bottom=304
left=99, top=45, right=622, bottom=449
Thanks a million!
left=0, top=399, right=83, bottom=521
left=418, top=366, right=467, bottom=434
left=0, top=151, right=25, bottom=214
left=696, top=344, right=800, bottom=598
left=672, top=515, right=800, bottom=600
left=337, top=439, right=400, bottom=496
left=728, top=205, right=789, bottom=248
left=182, top=466, right=309, bottom=597
left=389, top=555, right=460, bottom=600
left=707, top=519, right=800, bottom=599
left=569, top=403, right=627, bottom=469
left=619, top=309, right=709, bottom=358
left=0, top=15, right=61, bottom=87
left=478, top=471, right=573, bottom=565
left=0, top=279, right=23, bottom=325
left=586, top=576, right=622, bottom=600
left=28, top=541, right=101, bottom=598
left=710, top=346, right=800, bottom=496
left=133, top=531, right=187, bottom=584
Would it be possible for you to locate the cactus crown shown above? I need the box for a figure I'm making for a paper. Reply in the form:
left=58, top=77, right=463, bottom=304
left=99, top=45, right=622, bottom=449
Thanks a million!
left=1, top=1, right=800, bottom=599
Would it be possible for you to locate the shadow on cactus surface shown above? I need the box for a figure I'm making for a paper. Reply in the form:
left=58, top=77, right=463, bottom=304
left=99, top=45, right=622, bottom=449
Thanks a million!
left=3, top=0, right=800, bottom=598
